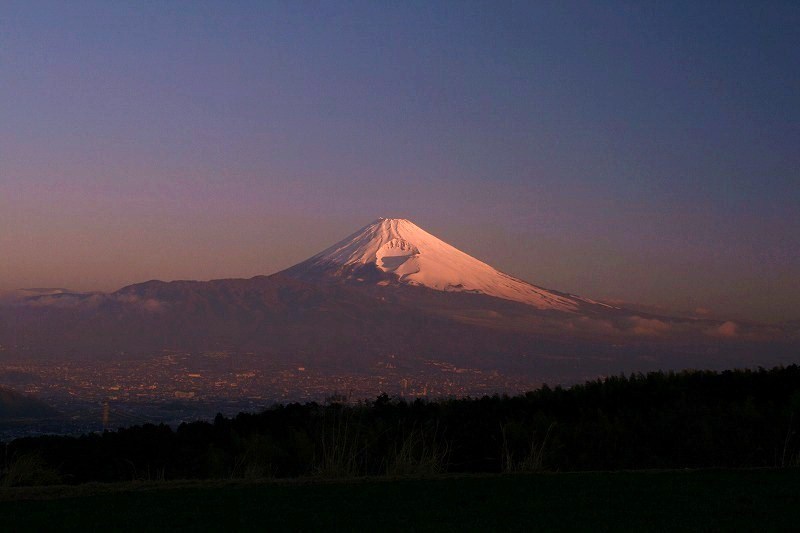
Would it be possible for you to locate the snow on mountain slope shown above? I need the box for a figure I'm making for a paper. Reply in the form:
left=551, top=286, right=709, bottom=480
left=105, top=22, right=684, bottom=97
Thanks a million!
left=283, top=217, right=610, bottom=312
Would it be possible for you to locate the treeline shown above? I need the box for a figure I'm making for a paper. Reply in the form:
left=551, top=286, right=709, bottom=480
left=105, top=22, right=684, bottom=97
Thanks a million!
left=3, top=365, right=800, bottom=486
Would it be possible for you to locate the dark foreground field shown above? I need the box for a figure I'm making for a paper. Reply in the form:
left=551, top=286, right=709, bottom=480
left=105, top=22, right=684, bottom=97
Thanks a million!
left=2, top=469, right=799, bottom=532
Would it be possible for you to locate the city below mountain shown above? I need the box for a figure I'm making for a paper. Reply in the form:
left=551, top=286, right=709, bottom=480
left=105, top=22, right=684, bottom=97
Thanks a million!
left=0, top=218, right=797, bottom=412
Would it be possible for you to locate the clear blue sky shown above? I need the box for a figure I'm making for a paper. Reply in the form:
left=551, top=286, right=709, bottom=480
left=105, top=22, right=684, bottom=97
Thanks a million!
left=1, top=1, right=798, bottom=322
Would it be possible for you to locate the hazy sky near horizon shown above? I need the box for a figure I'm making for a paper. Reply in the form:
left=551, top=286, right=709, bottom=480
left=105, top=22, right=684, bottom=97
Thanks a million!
left=1, top=1, right=798, bottom=322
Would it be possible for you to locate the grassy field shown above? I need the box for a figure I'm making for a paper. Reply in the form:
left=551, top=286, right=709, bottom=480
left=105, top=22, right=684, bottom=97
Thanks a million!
left=1, top=469, right=799, bottom=531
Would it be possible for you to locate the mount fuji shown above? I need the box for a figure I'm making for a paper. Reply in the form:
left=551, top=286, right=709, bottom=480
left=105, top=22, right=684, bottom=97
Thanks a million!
left=0, top=217, right=795, bottom=381
left=283, top=217, right=612, bottom=312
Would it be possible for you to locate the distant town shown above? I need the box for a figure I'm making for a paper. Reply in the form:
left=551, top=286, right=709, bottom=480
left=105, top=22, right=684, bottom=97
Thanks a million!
left=0, top=350, right=544, bottom=441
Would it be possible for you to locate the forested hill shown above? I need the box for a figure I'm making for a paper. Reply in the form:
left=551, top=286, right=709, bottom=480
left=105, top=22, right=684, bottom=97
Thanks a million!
left=4, top=365, right=800, bottom=486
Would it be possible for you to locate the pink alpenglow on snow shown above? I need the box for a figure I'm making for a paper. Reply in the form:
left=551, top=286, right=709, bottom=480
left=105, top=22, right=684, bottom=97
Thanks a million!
left=285, top=217, right=613, bottom=312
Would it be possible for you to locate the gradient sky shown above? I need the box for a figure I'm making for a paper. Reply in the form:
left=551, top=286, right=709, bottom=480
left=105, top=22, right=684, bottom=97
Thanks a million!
left=1, top=1, right=798, bottom=322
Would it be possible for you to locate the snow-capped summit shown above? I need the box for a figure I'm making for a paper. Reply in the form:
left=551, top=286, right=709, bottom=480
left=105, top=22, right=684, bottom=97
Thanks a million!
left=283, top=217, right=606, bottom=311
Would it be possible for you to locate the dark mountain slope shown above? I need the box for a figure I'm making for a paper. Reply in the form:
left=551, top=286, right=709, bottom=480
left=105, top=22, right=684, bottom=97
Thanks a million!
left=0, top=388, right=57, bottom=421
